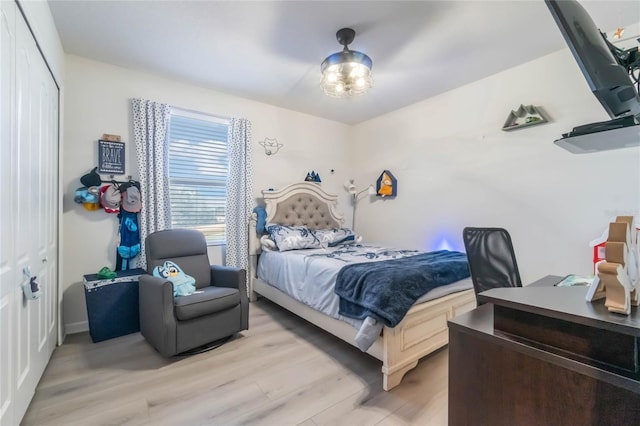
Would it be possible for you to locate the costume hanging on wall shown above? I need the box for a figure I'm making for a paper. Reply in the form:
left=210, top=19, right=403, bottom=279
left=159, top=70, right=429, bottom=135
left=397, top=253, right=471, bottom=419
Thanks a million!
left=116, top=210, right=140, bottom=270
left=116, top=180, right=142, bottom=270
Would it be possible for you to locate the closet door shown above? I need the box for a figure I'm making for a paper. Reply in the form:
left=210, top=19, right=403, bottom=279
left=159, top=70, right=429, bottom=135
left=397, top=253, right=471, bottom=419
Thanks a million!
left=0, top=1, right=17, bottom=424
left=0, top=1, right=59, bottom=424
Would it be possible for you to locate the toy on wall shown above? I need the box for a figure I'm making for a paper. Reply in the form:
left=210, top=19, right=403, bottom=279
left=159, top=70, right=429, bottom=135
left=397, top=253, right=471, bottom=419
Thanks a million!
left=376, top=170, right=397, bottom=197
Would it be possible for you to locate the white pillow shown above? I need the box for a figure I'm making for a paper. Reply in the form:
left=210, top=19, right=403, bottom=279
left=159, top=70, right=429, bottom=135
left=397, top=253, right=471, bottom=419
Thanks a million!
left=260, top=235, right=278, bottom=251
left=266, top=224, right=321, bottom=252
left=314, top=228, right=356, bottom=247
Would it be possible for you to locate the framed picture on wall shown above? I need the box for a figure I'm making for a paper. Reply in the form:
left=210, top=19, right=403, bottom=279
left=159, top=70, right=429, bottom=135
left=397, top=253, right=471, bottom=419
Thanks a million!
left=98, top=139, right=125, bottom=175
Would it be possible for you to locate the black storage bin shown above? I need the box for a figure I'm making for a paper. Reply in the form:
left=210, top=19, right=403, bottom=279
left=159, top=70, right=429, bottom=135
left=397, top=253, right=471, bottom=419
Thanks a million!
left=83, top=268, right=145, bottom=343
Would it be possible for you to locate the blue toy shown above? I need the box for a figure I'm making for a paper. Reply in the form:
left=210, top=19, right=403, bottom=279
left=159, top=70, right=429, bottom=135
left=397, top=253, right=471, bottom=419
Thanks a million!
left=153, top=260, right=196, bottom=297
left=253, top=206, right=267, bottom=233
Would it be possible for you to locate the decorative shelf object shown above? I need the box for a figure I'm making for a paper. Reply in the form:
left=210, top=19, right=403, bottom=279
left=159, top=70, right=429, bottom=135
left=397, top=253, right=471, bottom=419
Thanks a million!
left=304, top=171, right=321, bottom=183
left=376, top=170, right=397, bottom=197
left=502, top=104, right=549, bottom=131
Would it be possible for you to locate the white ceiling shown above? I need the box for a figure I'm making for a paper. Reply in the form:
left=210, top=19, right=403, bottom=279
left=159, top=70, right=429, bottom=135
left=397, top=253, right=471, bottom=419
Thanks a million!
left=48, top=0, right=640, bottom=124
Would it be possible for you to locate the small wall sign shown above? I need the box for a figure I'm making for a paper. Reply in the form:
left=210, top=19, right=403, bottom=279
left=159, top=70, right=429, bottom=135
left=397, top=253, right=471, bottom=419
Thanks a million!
left=98, top=139, right=125, bottom=175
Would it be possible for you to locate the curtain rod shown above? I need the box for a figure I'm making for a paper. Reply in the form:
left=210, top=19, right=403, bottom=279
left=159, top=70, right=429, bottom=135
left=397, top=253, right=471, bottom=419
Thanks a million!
left=132, top=98, right=234, bottom=122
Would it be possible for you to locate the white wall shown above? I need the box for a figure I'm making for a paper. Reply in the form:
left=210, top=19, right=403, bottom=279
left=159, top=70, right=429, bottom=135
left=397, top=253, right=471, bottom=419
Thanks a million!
left=62, top=39, right=640, bottom=330
left=62, top=54, right=352, bottom=332
left=351, top=48, right=640, bottom=285
left=17, top=0, right=64, bottom=83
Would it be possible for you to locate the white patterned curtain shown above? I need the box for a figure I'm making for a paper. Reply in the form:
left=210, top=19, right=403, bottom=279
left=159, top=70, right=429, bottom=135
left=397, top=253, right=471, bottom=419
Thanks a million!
left=226, top=118, right=254, bottom=294
left=132, top=98, right=171, bottom=270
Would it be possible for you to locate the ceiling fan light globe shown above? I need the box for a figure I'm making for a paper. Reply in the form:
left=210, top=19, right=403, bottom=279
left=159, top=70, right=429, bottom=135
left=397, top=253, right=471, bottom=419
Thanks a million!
left=320, top=28, right=373, bottom=98
left=354, top=64, right=367, bottom=77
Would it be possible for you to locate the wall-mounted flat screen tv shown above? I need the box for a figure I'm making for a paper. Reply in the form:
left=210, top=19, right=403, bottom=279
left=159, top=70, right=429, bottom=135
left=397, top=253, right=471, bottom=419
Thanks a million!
left=545, top=0, right=640, bottom=119
left=545, top=0, right=640, bottom=153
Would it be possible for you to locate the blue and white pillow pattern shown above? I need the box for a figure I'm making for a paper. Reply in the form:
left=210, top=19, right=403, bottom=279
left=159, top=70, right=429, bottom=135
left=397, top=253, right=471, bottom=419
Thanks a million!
left=266, top=224, right=321, bottom=252
left=314, top=228, right=355, bottom=247
left=265, top=224, right=356, bottom=251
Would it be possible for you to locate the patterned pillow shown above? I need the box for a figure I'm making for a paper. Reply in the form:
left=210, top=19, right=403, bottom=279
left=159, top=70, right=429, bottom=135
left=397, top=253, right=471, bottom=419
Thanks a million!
left=314, top=228, right=356, bottom=247
left=266, top=224, right=321, bottom=251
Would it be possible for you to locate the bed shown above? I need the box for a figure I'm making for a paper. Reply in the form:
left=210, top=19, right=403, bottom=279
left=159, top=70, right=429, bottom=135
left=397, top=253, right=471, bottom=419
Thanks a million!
left=248, top=182, right=476, bottom=390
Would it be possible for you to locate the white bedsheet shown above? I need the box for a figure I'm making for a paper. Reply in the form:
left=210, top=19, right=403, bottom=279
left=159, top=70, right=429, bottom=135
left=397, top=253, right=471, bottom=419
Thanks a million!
left=256, top=244, right=473, bottom=335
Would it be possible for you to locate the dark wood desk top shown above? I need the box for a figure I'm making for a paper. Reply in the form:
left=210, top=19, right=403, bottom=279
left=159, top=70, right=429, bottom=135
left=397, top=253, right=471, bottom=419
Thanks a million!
left=451, top=276, right=640, bottom=392
left=526, top=274, right=564, bottom=287
left=448, top=303, right=640, bottom=425
left=449, top=297, right=640, bottom=393
left=478, top=285, right=640, bottom=337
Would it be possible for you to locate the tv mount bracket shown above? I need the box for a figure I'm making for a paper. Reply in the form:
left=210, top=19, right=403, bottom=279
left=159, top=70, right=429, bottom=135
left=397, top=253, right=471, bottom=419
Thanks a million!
left=602, top=32, right=640, bottom=91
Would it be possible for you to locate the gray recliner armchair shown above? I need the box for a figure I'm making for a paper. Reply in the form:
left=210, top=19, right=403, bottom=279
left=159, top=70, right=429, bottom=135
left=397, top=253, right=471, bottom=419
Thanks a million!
left=139, top=228, right=248, bottom=356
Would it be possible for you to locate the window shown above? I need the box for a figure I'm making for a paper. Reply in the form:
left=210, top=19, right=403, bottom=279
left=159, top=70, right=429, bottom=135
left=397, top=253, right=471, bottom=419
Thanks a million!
left=167, top=109, right=229, bottom=244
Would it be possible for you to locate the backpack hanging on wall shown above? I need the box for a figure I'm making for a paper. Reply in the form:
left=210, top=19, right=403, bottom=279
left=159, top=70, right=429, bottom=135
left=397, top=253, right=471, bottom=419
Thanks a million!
left=116, top=210, right=140, bottom=270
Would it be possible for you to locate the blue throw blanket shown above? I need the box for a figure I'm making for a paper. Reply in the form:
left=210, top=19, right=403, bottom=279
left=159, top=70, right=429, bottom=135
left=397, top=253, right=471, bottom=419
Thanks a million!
left=335, top=250, right=470, bottom=327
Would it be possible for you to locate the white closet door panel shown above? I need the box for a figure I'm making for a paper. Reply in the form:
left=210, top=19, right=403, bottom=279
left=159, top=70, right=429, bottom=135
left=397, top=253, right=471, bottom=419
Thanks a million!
left=36, top=269, right=47, bottom=351
left=0, top=295, right=12, bottom=425
left=14, top=7, right=31, bottom=268
left=46, top=260, right=57, bottom=338
left=0, top=0, right=16, bottom=301
left=36, top=77, right=47, bottom=260
left=0, top=2, right=15, bottom=425
left=14, top=7, right=57, bottom=422
left=46, top=77, right=58, bottom=342
left=34, top=65, right=47, bottom=354
left=1, top=1, right=59, bottom=423
left=14, top=10, right=33, bottom=401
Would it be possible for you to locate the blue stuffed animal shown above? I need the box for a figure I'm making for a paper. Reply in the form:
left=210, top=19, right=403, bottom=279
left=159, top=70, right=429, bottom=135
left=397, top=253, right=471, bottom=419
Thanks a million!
left=153, top=261, right=196, bottom=297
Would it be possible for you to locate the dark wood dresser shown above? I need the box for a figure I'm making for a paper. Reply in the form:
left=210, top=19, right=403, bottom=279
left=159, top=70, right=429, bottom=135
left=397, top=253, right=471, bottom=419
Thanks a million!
left=448, top=282, right=640, bottom=426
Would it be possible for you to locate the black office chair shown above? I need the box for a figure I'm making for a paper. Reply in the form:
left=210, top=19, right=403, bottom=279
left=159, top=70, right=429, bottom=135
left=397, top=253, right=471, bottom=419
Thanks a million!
left=462, top=227, right=522, bottom=305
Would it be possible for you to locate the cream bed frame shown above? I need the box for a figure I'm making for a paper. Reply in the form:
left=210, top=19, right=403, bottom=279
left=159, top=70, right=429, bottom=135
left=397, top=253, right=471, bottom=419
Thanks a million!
left=248, top=182, right=475, bottom=390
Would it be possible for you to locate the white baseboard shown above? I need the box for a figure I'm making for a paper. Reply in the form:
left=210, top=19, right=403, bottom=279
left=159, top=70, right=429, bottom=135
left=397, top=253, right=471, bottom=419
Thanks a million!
left=65, top=321, right=89, bottom=335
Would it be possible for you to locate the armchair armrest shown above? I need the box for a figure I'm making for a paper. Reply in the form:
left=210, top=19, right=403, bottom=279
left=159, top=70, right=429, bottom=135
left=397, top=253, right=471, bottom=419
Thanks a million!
left=210, top=265, right=246, bottom=291
left=210, top=265, right=249, bottom=330
left=139, top=274, right=177, bottom=357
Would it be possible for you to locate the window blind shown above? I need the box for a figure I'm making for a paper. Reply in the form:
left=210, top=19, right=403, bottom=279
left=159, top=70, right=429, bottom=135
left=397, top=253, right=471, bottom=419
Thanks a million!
left=167, top=114, right=229, bottom=244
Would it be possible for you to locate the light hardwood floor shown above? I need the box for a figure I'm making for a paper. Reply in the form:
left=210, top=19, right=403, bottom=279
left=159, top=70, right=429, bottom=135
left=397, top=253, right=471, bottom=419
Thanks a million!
left=22, top=299, right=449, bottom=426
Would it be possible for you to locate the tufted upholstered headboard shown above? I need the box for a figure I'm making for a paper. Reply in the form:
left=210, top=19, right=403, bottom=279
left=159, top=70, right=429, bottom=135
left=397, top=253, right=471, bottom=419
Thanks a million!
left=264, top=182, right=343, bottom=229
left=247, top=182, right=345, bottom=298
left=248, top=182, right=344, bottom=255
